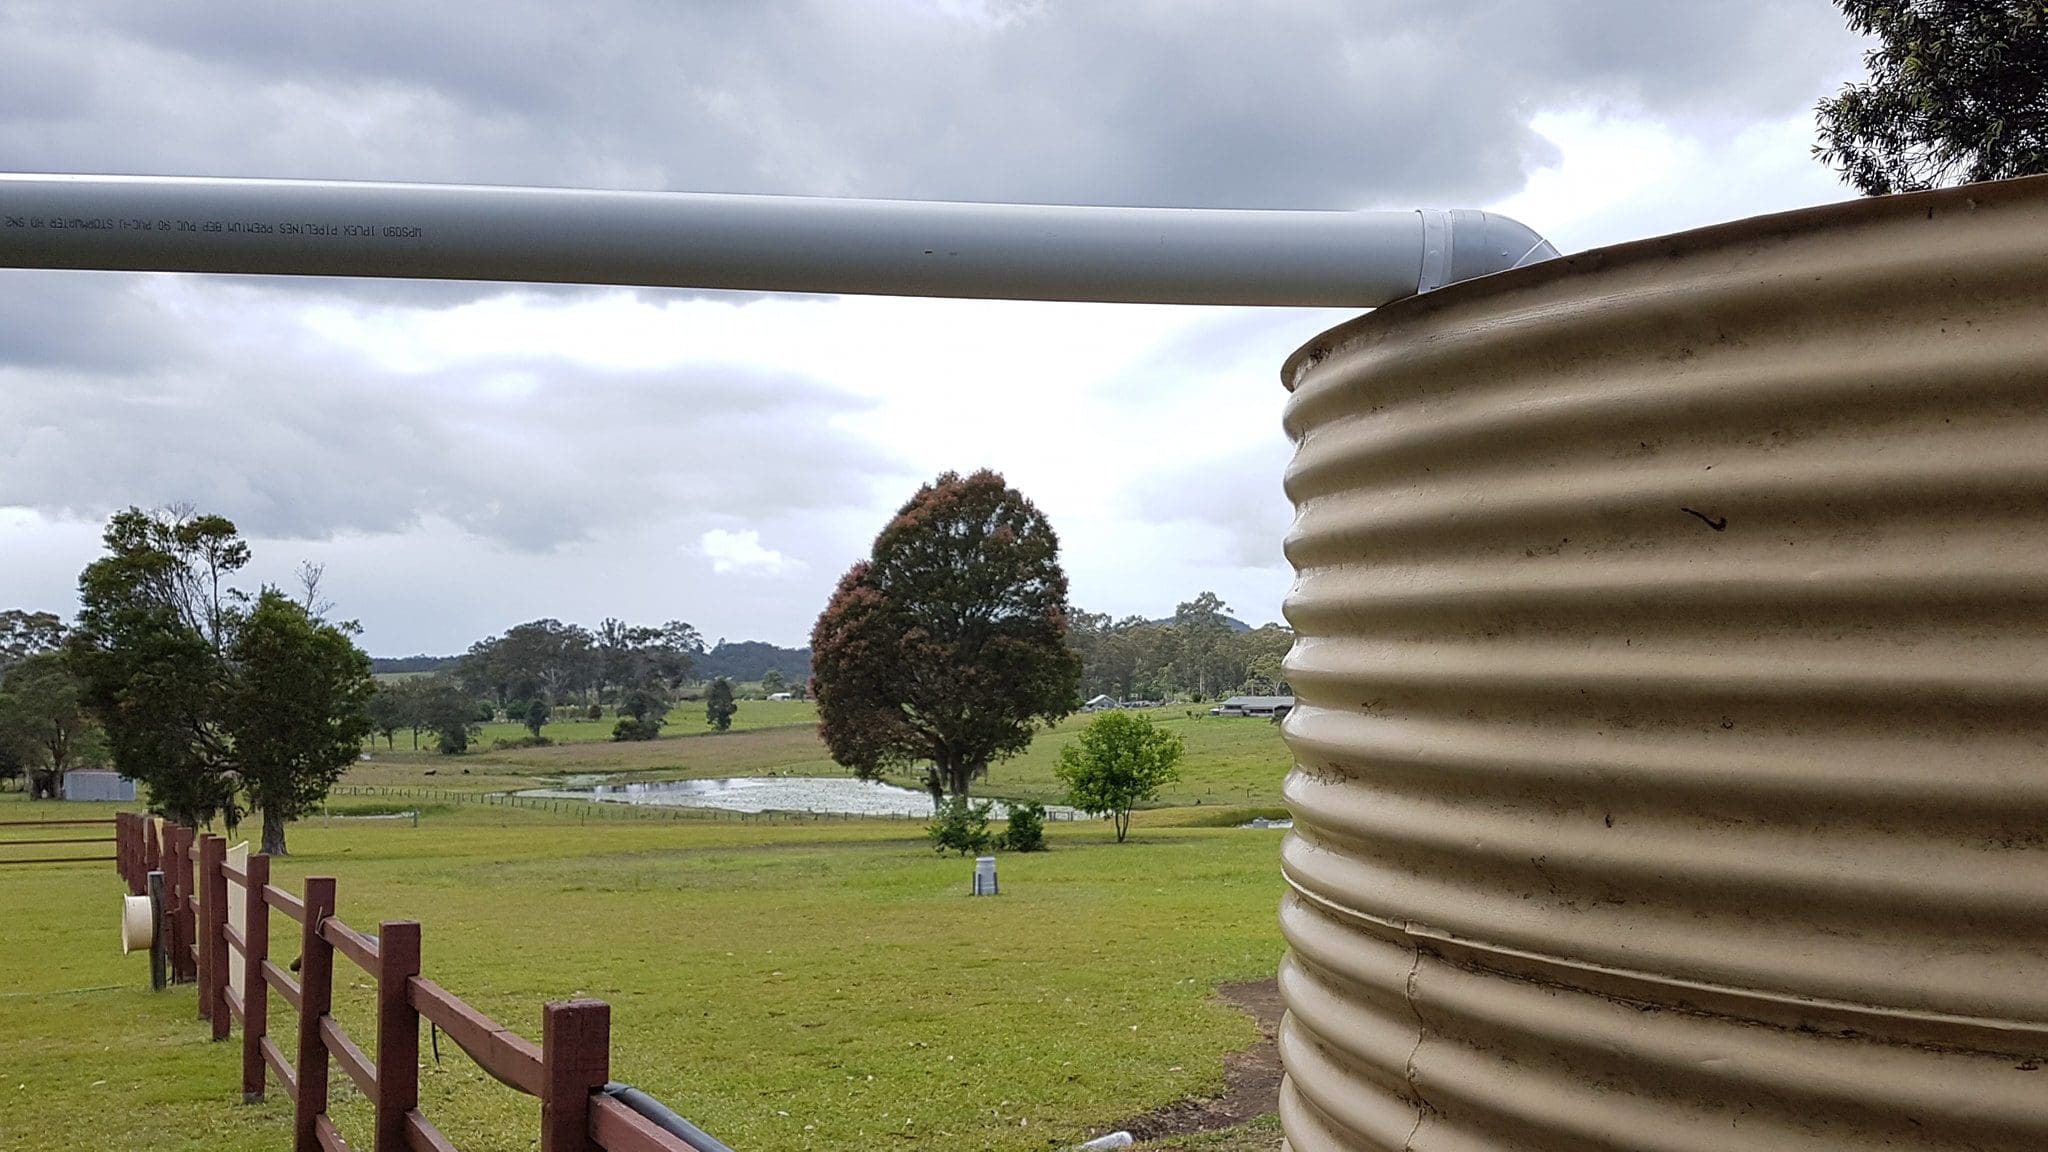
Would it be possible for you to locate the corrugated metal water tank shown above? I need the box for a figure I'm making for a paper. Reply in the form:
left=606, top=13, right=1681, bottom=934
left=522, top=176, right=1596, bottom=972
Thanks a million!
left=1274, top=176, right=2048, bottom=1151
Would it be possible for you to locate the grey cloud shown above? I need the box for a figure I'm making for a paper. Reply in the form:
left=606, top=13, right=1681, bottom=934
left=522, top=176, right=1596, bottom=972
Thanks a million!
left=0, top=272, right=196, bottom=371
left=1134, top=437, right=1296, bottom=570
left=0, top=0, right=1866, bottom=646
left=0, top=341, right=904, bottom=550
left=3, top=2, right=1861, bottom=209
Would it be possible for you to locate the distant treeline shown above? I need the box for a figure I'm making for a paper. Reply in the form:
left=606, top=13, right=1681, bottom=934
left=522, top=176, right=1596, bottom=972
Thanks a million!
left=1068, top=593, right=1291, bottom=702
left=369, top=640, right=813, bottom=685
left=370, top=654, right=461, bottom=674
left=368, top=591, right=1271, bottom=709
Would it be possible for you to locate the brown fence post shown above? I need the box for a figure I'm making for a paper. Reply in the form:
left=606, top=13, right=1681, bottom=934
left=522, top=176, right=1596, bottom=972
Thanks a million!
left=169, top=826, right=196, bottom=985
left=147, top=868, right=168, bottom=992
left=165, top=827, right=182, bottom=982
left=293, top=876, right=337, bottom=1152
left=115, top=814, right=130, bottom=888
left=125, top=814, right=143, bottom=893
left=200, top=834, right=227, bottom=1033
left=183, top=828, right=199, bottom=985
left=143, top=816, right=159, bottom=875
left=242, top=853, right=270, bottom=1103
left=374, top=921, right=422, bottom=1152
left=540, top=999, right=610, bottom=1152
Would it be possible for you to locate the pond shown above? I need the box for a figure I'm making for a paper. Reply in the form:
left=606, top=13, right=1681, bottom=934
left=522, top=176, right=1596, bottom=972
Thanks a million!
left=522, top=776, right=1083, bottom=820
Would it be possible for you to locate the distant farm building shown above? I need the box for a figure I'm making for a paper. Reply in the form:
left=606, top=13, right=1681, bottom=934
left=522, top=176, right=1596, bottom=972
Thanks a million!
left=1082, top=694, right=1119, bottom=711
left=1210, top=695, right=1294, bottom=719
left=63, top=769, right=136, bottom=802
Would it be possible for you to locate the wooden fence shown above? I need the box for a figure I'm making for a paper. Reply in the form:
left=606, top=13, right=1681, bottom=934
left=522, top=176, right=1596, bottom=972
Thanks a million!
left=114, top=814, right=725, bottom=1152
left=0, top=816, right=117, bottom=867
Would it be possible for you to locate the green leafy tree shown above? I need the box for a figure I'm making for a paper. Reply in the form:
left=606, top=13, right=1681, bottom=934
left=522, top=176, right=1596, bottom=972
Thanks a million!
left=0, top=652, right=103, bottom=800
left=1170, top=592, right=1236, bottom=700
left=458, top=619, right=596, bottom=709
left=366, top=682, right=409, bottom=749
left=611, top=686, right=670, bottom=741
left=1055, top=711, right=1184, bottom=842
left=524, top=695, right=553, bottom=739
left=69, top=507, right=250, bottom=826
left=811, top=470, right=1082, bottom=801
left=226, top=591, right=375, bottom=854
left=1817, top=2, right=2048, bottom=194
left=0, top=610, right=66, bottom=673
left=69, top=508, right=374, bottom=844
left=759, top=669, right=787, bottom=696
left=417, top=678, right=482, bottom=755
left=595, top=617, right=702, bottom=702
left=397, top=678, right=435, bottom=750
left=705, top=678, right=737, bottom=732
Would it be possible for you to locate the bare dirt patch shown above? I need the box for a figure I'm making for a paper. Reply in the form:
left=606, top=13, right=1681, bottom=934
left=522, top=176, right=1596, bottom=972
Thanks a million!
left=1119, top=977, right=1284, bottom=1143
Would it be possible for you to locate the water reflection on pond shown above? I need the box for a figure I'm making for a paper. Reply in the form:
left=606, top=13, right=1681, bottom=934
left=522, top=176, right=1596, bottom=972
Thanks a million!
left=524, top=776, right=1081, bottom=819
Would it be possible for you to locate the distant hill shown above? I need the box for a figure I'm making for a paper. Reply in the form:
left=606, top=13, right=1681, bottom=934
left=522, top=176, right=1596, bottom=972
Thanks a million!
left=1146, top=612, right=1253, bottom=633
left=696, top=641, right=812, bottom=685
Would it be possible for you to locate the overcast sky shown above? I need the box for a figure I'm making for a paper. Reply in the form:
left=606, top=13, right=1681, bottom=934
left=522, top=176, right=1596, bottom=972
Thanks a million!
left=0, top=0, right=1870, bottom=653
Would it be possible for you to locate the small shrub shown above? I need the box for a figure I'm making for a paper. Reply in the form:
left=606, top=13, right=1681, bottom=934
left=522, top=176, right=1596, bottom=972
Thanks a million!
left=611, top=717, right=663, bottom=742
left=523, top=697, right=552, bottom=738
left=999, top=801, right=1047, bottom=852
left=492, top=735, right=553, bottom=750
left=586, top=703, right=603, bottom=721
left=706, top=677, right=738, bottom=732
left=927, top=796, right=994, bottom=856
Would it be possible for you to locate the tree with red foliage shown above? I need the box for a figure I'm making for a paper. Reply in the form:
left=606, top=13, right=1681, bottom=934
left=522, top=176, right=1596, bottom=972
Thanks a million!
left=810, top=470, right=1081, bottom=801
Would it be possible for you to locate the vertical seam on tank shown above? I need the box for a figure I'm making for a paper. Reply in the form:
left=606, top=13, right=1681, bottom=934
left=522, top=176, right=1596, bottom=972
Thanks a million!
left=1400, top=937, right=1429, bottom=1151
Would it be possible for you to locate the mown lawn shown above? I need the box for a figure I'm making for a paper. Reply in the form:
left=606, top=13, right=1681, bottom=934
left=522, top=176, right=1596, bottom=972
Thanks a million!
left=0, top=792, right=1289, bottom=1152
left=350, top=706, right=1293, bottom=811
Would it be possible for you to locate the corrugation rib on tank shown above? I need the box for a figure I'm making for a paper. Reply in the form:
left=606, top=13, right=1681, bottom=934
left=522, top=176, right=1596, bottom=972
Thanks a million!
left=1273, top=175, right=2048, bottom=1151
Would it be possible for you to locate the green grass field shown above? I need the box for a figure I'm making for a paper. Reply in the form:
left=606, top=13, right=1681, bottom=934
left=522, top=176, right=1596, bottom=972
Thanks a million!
left=0, top=791, right=1290, bottom=1152
left=370, top=699, right=821, bottom=754
left=354, top=706, right=1292, bottom=812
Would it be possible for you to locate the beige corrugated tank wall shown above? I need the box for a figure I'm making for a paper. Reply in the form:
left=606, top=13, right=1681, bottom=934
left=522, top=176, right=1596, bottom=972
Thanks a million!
left=1275, top=176, right=2048, bottom=1151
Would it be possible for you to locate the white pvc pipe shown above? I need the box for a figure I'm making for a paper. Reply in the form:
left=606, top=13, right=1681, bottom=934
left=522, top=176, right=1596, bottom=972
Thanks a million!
left=0, top=174, right=1555, bottom=307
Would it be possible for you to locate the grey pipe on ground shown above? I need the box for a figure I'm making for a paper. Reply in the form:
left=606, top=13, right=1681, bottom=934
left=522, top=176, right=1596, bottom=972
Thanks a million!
left=0, top=174, right=1554, bottom=307
left=599, top=1082, right=733, bottom=1152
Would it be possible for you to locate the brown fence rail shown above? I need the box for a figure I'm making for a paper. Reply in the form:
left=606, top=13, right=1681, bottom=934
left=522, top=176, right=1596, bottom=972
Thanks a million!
left=0, top=817, right=117, bottom=867
left=112, top=816, right=730, bottom=1152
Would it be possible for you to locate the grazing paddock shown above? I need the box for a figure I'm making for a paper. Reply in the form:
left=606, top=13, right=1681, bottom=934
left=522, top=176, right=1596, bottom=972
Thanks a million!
left=351, top=706, right=1293, bottom=811
left=0, top=792, right=1288, bottom=1152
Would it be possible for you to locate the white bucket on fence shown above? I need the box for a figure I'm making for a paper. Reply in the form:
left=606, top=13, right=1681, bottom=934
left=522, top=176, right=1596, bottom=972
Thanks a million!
left=120, top=895, right=153, bottom=954
left=972, top=856, right=998, bottom=896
